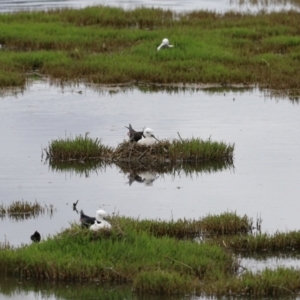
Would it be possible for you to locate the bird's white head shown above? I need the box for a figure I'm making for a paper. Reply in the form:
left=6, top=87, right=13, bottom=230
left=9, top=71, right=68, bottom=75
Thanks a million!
left=96, top=209, right=109, bottom=220
left=143, top=128, right=154, bottom=138
left=162, top=38, right=170, bottom=46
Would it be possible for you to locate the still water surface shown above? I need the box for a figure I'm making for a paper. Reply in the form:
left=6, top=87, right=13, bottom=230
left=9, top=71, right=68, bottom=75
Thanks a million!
left=0, top=0, right=299, bottom=13
left=1, top=83, right=300, bottom=299
left=1, top=81, right=300, bottom=247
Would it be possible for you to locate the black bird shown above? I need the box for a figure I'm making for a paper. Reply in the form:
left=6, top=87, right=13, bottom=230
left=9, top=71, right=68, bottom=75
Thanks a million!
left=125, top=124, right=144, bottom=142
left=30, top=231, right=41, bottom=243
left=80, top=210, right=96, bottom=228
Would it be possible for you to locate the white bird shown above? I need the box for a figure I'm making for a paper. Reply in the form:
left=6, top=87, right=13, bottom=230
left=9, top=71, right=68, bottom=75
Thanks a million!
left=137, top=128, right=159, bottom=146
left=90, top=209, right=112, bottom=231
left=157, top=38, right=173, bottom=51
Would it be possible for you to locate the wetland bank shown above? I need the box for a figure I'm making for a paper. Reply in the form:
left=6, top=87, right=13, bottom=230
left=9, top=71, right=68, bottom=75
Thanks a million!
left=1, top=2, right=300, bottom=299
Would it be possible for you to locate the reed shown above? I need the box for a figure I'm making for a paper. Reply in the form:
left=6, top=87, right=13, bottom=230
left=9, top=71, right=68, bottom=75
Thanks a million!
left=1, top=8, right=300, bottom=90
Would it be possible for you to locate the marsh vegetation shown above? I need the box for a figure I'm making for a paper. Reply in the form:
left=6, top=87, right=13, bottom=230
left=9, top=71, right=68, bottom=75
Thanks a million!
left=0, top=6, right=300, bottom=91
left=44, top=134, right=234, bottom=164
left=1, top=212, right=300, bottom=297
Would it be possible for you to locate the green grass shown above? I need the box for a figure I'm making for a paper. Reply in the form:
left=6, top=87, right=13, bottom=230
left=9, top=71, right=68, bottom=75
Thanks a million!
left=44, top=133, right=113, bottom=161
left=0, top=221, right=235, bottom=292
left=116, top=212, right=253, bottom=239
left=0, top=7, right=300, bottom=90
left=45, top=134, right=234, bottom=164
left=215, top=230, right=300, bottom=253
left=2, top=212, right=300, bottom=296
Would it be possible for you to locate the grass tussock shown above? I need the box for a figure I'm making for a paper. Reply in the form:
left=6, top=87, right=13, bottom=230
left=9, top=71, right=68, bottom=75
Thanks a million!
left=2, top=212, right=300, bottom=296
left=0, top=221, right=235, bottom=292
left=0, top=200, right=55, bottom=221
left=44, top=133, right=113, bottom=161
left=208, top=267, right=300, bottom=297
left=1, top=7, right=300, bottom=90
left=216, top=230, right=300, bottom=253
left=45, top=135, right=234, bottom=164
left=114, top=212, right=253, bottom=239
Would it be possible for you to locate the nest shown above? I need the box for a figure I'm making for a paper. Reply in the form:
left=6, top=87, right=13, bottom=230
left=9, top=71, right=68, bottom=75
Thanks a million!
left=111, top=140, right=174, bottom=163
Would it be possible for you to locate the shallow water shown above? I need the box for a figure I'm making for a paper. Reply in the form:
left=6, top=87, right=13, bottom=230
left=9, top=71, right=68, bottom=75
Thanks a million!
left=1, top=80, right=300, bottom=248
left=1, top=81, right=300, bottom=297
left=0, top=0, right=299, bottom=13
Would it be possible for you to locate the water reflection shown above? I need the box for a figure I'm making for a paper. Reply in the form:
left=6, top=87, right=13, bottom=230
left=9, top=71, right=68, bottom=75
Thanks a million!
left=46, top=159, right=234, bottom=185
left=241, top=253, right=300, bottom=272
left=0, top=275, right=203, bottom=300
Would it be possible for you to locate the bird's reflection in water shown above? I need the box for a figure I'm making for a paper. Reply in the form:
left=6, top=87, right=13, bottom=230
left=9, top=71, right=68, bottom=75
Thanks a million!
left=127, top=171, right=159, bottom=186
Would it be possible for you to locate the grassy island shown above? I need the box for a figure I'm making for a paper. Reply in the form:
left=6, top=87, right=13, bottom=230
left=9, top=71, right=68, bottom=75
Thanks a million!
left=0, top=6, right=300, bottom=91
left=2, top=212, right=300, bottom=296
left=44, top=134, right=234, bottom=165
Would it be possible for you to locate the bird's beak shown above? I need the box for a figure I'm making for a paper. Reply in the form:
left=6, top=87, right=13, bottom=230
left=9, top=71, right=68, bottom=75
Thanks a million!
left=152, top=135, right=159, bottom=142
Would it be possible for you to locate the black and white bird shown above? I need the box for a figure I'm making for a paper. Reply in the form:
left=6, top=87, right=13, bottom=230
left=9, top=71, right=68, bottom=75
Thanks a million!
left=90, top=209, right=112, bottom=231
left=125, top=124, right=144, bottom=142
left=137, top=128, right=159, bottom=146
left=80, top=210, right=96, bottom=228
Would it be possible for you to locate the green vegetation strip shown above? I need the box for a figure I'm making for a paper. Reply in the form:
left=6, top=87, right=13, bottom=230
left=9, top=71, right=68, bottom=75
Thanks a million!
left=0, top=221, right=235, bottom=294
left=0, top=7, right=300, bottom=89
left=217, top=230, right=300, bottom=253
left=45, top=134, right=234, bottom=163
left=2, top=212, right=300, bottom=296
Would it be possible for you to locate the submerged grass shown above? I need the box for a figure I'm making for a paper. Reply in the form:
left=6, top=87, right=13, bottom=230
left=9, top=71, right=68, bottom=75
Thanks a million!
left=0, top=200, right=55, bottom=221
left=0, top=7, right=300, bottom=89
